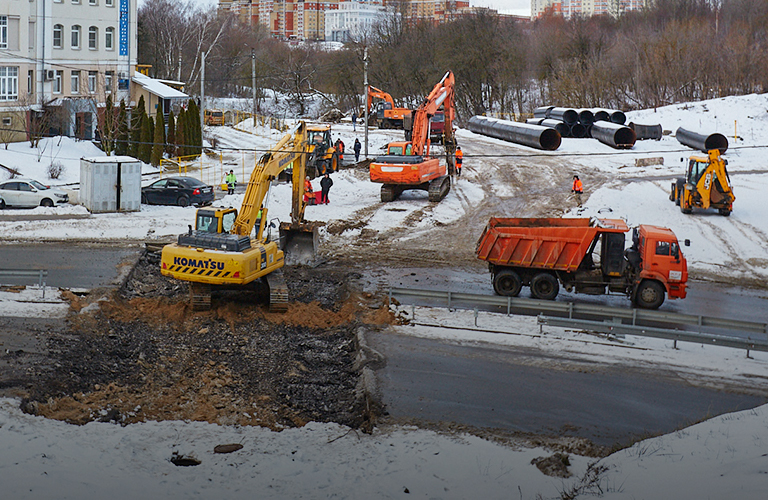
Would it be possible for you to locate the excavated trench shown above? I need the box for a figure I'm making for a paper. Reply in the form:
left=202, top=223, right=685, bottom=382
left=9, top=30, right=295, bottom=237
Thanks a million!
left=14, top=250, right=395, bottom=431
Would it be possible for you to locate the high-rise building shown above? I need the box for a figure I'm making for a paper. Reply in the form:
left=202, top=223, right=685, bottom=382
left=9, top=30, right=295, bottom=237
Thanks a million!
left=532, top=0, right=645, bottom=19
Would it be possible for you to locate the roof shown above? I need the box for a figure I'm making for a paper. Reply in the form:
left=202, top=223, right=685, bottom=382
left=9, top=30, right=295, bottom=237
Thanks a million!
left=132, top=73, right=188, bottom=100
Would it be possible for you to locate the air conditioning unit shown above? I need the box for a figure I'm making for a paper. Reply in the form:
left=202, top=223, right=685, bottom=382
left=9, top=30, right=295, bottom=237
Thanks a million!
left=44, top=70, right=55, bottom=81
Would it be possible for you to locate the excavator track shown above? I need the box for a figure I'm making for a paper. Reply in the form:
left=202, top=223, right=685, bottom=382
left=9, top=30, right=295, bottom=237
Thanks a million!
left=380, top=184, right=403, bottom=203
left=266, top=268, right=289, bottom=312
left=428, top=175, right=451, bottom=202
left=189, top=282, right=212, bottom=311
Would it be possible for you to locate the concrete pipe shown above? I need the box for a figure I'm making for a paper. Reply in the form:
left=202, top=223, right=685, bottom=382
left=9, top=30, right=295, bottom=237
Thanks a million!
left=549, top=107, right=579, bottom=125
left=675, top=127, right=728, bottom=153
left=526, top=118, right=545, bottom=125
left=540, top=119, right=571, bottom=137
left=629, top=122, right=663, bottom=141
left=591, top=109, right=611, bottom=122
left=533, top=106, right=555, bottom=119
left=468, top=115, right=561, bottom=151
left=570, top=122, right=588, bottom=138
left=576, top=109, right=594, bottom=126
left=591, top=121, right=636, bottom=149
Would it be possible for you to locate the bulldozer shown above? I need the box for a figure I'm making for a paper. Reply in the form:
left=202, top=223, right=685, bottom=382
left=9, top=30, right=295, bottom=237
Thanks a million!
left=670, top=149, right=735, bottom=216
left=160, top=122, right=320, bottom=311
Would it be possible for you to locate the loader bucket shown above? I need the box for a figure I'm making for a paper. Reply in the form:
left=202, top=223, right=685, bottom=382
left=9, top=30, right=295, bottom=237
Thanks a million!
left=280, top=222, right=320, bottom=265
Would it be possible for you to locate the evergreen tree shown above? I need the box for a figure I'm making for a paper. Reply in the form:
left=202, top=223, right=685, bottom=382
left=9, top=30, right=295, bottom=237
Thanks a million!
left=116, top=99, right=128, bottom=156
left=166, top=110, right=175, bottom=157
left=129, top=95, right=145, bottom=158
left=139, top=114, right=152, bottom=164
left=176, top=108, right=186, bottom=157
left=186, top=99, right=201, bottom=157
left=151, top=111, right=165, bottom=167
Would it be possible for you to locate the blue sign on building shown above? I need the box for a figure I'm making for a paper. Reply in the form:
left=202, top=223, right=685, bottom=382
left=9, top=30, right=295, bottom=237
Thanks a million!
left=119, top=0, right=129, bottom=56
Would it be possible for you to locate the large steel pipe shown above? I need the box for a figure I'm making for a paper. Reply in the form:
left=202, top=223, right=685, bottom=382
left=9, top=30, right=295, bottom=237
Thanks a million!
left=576, top=109, right=594, bottom=126
left=609, top=110, right=626, bottom=125
left=468, top=115, right=561, bottom=151
left=570, top=122, right=588, bottom=138
left=533, top=106, right=554, bottom=119
left=675, top=127, right=728, bottom=153
left=629, top=122, right=662, bottom=141
left=540, top=119, right=571, bottom=137
left=591, top=109, right=610, bottom=122
left=591, top=121, right=636, bottom=149
left=591, top=108, right=625, bottom=124
left=549, top=107, right=579, bottom=125
left=526, top=118, right=544, bottom=125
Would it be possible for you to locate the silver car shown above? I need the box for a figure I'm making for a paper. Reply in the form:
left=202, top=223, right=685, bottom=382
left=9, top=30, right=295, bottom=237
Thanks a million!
left=0, top=178, right=69, bottom=208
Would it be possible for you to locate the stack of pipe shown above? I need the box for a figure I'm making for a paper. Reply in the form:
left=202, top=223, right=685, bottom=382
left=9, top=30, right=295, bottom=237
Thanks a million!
left=468, top=115, right=561, bottom=151
left=530, top=105, right=637, bottom=148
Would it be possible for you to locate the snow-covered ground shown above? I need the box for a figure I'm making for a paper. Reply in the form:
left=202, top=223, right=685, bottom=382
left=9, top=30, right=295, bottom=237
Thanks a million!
left=2, top=94, right=768, bottom=497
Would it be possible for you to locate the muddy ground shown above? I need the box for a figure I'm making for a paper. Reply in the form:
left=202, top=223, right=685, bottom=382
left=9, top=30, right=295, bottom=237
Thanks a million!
left=5, top=250, right=396, bottom=431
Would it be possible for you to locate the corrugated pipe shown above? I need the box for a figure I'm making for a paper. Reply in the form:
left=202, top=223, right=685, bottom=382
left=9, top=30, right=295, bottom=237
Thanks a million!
left=675, top=127, right=728, bottom=153
left=591, top=121, right=636, bottom=149
left=629, top=122, right=663, bottom=141
left=468, top=115, right=562, bottom=151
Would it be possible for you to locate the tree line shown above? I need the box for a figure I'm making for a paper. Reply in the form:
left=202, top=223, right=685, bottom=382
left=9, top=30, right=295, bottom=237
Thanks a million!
left=137, top=0, right=768, bottom=123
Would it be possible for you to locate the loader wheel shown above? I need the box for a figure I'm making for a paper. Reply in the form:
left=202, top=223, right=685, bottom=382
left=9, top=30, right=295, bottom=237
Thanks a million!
left=493, top=269, right=522, bottom=297
left=635, top=280, right=665, bottom=309
left=719, top=208, right=731, bottom=216
left=530, top=273, right=559, bottom=300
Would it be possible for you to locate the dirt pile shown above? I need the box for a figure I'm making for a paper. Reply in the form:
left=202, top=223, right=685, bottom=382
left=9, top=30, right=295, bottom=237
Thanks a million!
left=18, top=251, right=395, bottom=431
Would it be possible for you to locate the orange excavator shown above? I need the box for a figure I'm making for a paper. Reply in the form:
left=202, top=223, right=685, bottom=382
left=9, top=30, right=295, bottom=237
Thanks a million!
left=369, top=71, right=457, bottom=202
left=367, top=85, right=411, bottom=129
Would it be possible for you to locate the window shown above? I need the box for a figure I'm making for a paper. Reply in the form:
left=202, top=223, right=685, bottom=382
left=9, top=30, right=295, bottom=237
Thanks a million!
left=27, top=69, right=33, bottom=94
left=53, top=24, right=63, bottom=48
left=73, top=0, right=81, bottom=4
left=88, top=26, right=97, bottom=49
left=0, top=67, right=19, bottom=101
left=0, top=16, right=7, bottom=49
left=655, top=241, right=671, bottom=256
left=53, top=70, right=62, bottom=94
left=71, top=70, right=80, bottom=94
left=2, top=117, right=11, bottom=127
left=105, top=27, right=114, bottom=50
left=105, top=0, right=113, bottom=5
left=71, top=25, right=80, bottom=49
left=88, top=70, right=96, bottom=93
left=89, top=0, right=98, bottom=4
left=105, top=71, right=113, bottom=93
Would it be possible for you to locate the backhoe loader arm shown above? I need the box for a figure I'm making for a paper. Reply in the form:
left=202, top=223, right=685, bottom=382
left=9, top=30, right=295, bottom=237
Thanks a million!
left=231, top=122, right=309, bottom=237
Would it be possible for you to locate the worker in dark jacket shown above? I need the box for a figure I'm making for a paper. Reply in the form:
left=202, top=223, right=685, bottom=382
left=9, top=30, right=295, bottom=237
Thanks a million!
left=320, top=173, right=333, bottom=204
left=353, top=138, right=361, bottom=162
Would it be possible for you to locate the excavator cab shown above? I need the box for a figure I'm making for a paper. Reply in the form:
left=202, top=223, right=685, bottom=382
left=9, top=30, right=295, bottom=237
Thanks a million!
left=195, top=208, right=237, bottom=234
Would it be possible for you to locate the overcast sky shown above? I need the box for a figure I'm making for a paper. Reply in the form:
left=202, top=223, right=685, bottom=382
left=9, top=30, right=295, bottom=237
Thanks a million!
left=150, top=0, right=532, bottom=17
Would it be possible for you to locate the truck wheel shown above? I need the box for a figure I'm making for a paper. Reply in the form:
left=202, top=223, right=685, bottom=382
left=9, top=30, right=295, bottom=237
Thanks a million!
left=635, top=280, right=665, bottom=309
left=530, top=273, right=559, bottom=300
left=493, top=269, right=522, bottom=297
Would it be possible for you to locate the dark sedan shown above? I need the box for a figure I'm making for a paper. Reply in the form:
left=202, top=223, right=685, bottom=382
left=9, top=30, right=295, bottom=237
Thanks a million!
left=141, top=176, right=215, bottom=207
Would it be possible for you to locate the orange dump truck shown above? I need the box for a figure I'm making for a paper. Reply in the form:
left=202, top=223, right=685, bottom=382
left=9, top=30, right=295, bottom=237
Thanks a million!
left=475, top=217, right=688, bottom=309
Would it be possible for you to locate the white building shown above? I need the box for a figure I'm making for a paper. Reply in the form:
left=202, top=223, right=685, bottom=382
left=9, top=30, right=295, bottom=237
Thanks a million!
left=324, top=1, right=386, bottom=43
left=0, top=0, right=137, bottom=141
left=532, top=0, right=646, bottom=19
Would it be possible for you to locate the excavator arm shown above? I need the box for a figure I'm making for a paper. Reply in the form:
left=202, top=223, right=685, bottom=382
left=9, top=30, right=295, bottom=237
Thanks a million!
left=410, top=71, right=455, bottom=157
left=367, top=85, right=395, bottom=112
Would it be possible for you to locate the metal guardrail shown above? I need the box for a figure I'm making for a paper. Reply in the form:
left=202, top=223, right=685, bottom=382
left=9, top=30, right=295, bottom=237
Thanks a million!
left=387, top=287, right=768, bottom=355
left=0, top=269, right=48, bottom=298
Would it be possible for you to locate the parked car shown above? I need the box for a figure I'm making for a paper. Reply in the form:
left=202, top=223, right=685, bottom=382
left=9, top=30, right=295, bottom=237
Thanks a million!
left=0, top=178, right=69, bottom=208
left=141, top=176, right=215, bottom=207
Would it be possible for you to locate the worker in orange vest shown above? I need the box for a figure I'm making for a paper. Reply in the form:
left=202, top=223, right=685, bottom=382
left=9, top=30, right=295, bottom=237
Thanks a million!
left=572, top=175, right=583, bottom=206
left=304, top=177, right=314, bottom=205
left=455, top=147, right=463, bottom=177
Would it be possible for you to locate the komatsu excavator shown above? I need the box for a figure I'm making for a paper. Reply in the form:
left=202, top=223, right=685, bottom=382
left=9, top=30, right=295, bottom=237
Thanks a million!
left=670, top=149, right=735, bottom=216
left=369, top=71, right=457, bottom=202
left=160, top=122, right=320, bottom=311
left=367, top=85, right=411, bottom=129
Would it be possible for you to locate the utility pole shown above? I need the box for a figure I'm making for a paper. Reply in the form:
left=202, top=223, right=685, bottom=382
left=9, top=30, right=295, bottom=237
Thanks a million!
left=200, top=51, right=205, bottom=134
left=251, top=48, right=257, bottom=119
left=363, top=46, right=369, bottom=158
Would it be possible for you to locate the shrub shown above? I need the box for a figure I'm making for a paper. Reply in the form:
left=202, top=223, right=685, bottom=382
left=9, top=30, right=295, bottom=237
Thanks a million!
left=48, top=161, right=65, bottom=179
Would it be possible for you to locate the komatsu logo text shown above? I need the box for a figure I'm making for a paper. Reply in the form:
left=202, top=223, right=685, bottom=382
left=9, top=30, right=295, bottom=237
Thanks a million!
left=174, top=257, right=224, bottom=270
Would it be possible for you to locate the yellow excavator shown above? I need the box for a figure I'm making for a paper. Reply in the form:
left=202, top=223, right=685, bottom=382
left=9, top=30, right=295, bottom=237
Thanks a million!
left=160, top=122, right=320, bottom=311
left=670, top=149, right=735, bottom=216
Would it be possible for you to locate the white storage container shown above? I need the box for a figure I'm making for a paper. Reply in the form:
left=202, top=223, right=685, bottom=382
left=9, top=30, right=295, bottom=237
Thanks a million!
left=80, top=156, right=142, bottom=213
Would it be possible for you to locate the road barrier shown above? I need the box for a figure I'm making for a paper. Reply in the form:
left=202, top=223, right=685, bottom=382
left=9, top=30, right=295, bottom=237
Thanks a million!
left=387, top=287, right=768, bottom=355
left=0, top=269, right=48, bottom=298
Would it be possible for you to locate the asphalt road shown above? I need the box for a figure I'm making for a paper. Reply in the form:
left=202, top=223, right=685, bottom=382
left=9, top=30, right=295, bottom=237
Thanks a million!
left=369, top=330, right=767, bottom=447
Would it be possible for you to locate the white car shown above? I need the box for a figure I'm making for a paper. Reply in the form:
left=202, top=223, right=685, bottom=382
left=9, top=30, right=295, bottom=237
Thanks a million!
left=0, top=178, right=69, bottom=208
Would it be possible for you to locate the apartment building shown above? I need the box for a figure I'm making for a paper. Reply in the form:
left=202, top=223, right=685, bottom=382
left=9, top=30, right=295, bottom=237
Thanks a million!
left=0, top=0, right=137, bottom=141
left=325, top=1, right=385, bottom=42
left=532, top=0, right=646, bottom=19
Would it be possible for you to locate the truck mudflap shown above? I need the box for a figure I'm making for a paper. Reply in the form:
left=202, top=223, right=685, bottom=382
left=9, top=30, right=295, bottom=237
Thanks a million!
left=667, top=281, right=687, bottom=300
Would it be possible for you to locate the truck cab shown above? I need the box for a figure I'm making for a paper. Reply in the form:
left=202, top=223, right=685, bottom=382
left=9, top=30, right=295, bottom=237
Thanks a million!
left=633, top=225, right=688, bottom=306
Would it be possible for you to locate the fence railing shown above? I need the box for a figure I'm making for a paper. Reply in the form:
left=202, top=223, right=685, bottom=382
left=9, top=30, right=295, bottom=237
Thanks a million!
left=230, top=111, right=287, bottom=133
left=387, top=286, right=768, bottom=356
left=0, top=269, right=48, bottom=298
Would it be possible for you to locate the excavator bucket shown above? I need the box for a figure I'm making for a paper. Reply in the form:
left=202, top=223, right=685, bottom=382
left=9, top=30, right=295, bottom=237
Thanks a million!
left=279, top=221, right=320, bottom=265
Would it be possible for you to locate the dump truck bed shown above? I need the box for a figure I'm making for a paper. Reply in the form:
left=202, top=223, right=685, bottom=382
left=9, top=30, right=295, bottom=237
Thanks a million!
left=475, top=217, right=629, bottom=271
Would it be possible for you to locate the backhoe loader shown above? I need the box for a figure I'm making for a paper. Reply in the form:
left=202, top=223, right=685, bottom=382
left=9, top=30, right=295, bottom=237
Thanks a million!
left=160, top=122, right=320, bottom=311
left=670, top=149, right=735, bottom=216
